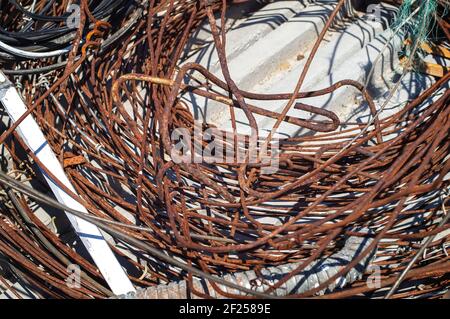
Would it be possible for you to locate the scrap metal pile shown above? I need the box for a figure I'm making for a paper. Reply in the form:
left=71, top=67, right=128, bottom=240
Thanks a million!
left=0, top=0, right=449, bottom=298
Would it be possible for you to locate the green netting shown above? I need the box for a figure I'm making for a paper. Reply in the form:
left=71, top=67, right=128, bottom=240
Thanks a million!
left=393, top=0, right=440, bottom=56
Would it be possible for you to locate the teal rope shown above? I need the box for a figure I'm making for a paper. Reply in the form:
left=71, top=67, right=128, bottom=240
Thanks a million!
left=394, top=0, right=440, bottom=57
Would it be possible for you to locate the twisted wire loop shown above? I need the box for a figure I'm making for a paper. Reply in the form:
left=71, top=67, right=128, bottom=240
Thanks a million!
left=0, top=0, right=448, bottom=298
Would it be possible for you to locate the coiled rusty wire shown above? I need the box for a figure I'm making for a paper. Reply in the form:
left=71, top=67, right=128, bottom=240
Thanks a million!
left=0, top=0, right=449, bottom=299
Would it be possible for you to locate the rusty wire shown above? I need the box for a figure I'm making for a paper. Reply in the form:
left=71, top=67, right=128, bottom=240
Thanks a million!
left=0, top=0, right=449, bottom=299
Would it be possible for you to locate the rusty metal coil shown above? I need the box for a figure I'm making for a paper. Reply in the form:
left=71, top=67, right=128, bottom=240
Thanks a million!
left=0, top=0, right=449, bottom=299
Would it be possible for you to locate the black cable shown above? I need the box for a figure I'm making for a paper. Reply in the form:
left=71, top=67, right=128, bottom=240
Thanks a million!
left=20, top=0, right=56, bottom=32
left=7, top=0, right=129, bottom=22
left=7, top=0, right=69, bottom=22
left=0, top=0, right=143, bottom=67
left=2, top=59, right=72, bottom=75
left=0, top=0, right=131, bottom=48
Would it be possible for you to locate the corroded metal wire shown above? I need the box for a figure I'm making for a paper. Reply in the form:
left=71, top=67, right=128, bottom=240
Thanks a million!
left=0, top=0, right=448, bottom=299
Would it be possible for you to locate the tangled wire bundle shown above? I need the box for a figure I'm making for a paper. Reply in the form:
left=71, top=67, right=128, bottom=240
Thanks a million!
left=0, top=0, right=449, bottom=299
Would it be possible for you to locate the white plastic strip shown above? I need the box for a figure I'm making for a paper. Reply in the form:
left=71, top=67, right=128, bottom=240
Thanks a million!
left=0, top=71, right=135, bottom=296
